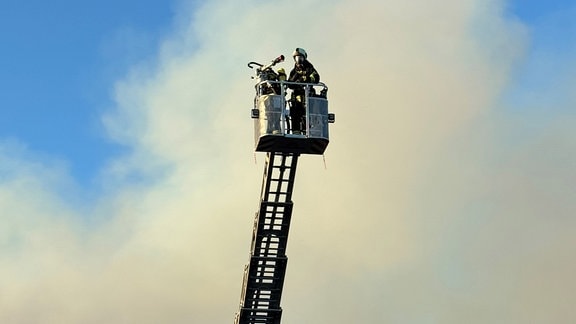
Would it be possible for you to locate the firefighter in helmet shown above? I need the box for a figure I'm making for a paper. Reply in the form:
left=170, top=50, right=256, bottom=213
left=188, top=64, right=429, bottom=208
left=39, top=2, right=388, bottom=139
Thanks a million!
left=287, top=48, right=320, bottom=134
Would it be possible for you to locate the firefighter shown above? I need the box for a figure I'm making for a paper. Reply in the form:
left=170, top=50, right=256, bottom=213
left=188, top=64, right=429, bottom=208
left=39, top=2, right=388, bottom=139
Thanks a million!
left=287, top=48, right=320, bottom=134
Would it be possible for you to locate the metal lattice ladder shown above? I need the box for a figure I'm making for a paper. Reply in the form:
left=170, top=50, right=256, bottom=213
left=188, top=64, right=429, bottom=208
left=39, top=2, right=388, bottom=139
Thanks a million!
left=235, top=152, right=300, bottom=324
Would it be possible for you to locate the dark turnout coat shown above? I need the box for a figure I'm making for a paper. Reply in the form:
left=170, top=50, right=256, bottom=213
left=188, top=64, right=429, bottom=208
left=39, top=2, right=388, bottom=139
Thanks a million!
left=288, top=60, right=320, bottom=95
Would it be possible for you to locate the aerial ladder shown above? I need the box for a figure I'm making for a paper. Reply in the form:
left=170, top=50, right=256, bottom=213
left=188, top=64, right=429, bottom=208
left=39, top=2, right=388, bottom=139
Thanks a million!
left=234, top=54, right=335, bottom=324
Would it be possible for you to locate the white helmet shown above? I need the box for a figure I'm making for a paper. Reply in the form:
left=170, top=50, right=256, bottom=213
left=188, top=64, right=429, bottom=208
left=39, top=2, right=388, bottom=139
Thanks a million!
left=292, top=47, right=307, bottom=59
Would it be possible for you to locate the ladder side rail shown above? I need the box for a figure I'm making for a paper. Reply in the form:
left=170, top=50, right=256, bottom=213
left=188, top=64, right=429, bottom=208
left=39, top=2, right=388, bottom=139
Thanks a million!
left=260, top=152, right=276, bottom=202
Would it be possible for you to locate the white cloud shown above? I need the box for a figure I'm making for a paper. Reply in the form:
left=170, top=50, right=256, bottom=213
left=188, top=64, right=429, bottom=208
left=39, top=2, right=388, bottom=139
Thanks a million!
left=1, top=0, right=575, bottom=323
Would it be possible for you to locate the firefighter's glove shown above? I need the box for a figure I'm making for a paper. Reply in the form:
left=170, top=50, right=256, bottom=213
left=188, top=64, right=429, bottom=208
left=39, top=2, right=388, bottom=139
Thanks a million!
left=277, top=68, right=286, bottom=81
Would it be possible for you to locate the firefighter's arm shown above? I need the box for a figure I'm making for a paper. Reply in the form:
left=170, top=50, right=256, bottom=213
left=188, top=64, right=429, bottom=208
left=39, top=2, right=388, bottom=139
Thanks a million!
left=309, top=70, right=320, bottom=83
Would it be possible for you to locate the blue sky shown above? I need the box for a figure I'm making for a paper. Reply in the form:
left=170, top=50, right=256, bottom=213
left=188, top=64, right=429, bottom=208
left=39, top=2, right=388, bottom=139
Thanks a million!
left=0, top=0, right=176, bottom=186
left=506, top=0, right=576, bottom=109
left=0, top=0, right=573, bottom=187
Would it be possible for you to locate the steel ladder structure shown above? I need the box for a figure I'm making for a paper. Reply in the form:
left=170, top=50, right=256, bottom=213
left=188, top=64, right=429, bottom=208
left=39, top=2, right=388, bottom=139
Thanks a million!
left=234, top=152, right=300, bottom=324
